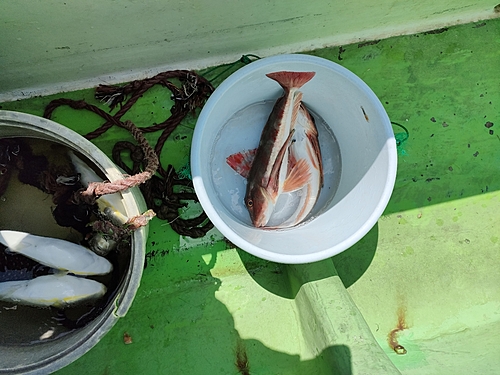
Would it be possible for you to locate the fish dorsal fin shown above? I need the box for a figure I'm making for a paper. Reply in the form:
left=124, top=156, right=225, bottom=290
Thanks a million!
left=287, top=145, right=298, bottom=170
left=226, top=148, right=258, bottom=178
left=266, top=71, right=316, bottom=91
left=290, top=91, right=303, bottom=131
left=283, top=158, right=311, bottom=193
left=267, top=129, right=296, bottom=193
left=306, top=132, right=324, bottom=187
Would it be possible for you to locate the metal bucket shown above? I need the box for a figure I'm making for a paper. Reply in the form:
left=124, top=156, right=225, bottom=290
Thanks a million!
left=0, top=110, right=147, bottom=374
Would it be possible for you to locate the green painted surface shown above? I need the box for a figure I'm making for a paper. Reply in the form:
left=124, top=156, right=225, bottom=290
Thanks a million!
left=1, top=0, right=499, bottom=100
left=1, top=18, right=500, bottom=374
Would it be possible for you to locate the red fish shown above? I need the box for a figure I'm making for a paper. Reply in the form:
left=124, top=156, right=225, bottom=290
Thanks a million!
left=226, top=71, right=315, bottom=227
left=272, top=104, right=323, bottom=228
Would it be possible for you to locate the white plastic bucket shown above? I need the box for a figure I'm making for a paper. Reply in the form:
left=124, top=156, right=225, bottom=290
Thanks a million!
left=191, top=54, right=397, bottom=264
left=0, top=110, right=147, bottom=374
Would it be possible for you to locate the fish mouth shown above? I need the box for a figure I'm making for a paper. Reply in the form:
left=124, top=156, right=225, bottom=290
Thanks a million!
left=250, top=208, right=269, bottom=228
left=252, top=219, right=266, bottom=228
left=249, top=187, right=274, bottom=228
left=252, top=218, right=268, bottom=228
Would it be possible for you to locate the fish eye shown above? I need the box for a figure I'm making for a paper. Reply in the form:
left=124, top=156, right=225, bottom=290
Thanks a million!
left=247, top=199, right=253, bottom=207
left=0, top=167, right=7, bottom=175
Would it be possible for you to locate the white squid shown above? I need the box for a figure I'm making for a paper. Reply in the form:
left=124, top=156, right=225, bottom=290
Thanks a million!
left=0, top=230, right=112, bottom=275
left=0, top=274, right=106, bottom=308
left=69, top=151, right=129, bottom=226
left=0, top=230, right=111, bottom=307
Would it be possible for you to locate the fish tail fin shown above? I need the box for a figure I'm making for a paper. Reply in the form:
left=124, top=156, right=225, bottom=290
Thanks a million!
left=0, top=230, right=30, bottom=251
left=266, top=71, right=316, bottom=91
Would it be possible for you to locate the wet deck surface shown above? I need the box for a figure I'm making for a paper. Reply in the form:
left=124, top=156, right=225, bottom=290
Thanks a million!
left=1, top=17, right=499, bottom=375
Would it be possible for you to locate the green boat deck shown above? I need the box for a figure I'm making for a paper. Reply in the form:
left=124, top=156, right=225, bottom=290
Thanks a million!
left=1, top=18, right=499, bottom=375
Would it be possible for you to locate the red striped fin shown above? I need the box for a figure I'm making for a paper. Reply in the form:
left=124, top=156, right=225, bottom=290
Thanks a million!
left=282, top=158, right=311, bottom=193
left=226, top=148, right=257, bottom=178
left=266, top=71, right=316, bottom=91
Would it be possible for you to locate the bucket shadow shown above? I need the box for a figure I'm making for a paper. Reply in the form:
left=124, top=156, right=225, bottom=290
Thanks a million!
left=332, top=222, right=379, bottom=288
left=54, top=241, right=353, bottom=375
left=238, top=222, right=379, bottom=294
left=235, top=338, right=352, bottom=375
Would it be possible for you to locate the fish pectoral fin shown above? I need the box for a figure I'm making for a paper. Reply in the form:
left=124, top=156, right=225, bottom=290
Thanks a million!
left=226, top=148, right=257, bottom=179
left=283, top=158, right=311, bottom=193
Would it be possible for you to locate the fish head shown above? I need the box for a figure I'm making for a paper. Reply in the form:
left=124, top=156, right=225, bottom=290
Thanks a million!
left=245, top=186, right=274, bottom=228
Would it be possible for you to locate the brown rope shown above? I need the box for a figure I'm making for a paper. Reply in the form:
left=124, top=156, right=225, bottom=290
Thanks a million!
left=80, top=120, right=159, bottom=200
left=44, top=70, right=214, bottom=238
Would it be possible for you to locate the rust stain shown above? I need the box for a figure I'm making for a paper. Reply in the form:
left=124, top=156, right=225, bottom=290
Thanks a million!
left=388, top=304, right=408, bottom=355
left=235, top=339, right=250, bottom=375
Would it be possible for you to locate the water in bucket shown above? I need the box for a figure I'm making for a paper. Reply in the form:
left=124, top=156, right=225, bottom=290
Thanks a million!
left=0, top=137, right=130, bottom=345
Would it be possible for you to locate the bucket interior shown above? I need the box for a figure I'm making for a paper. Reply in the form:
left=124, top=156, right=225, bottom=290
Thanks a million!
left=0, top=112, right=146, bottom=374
